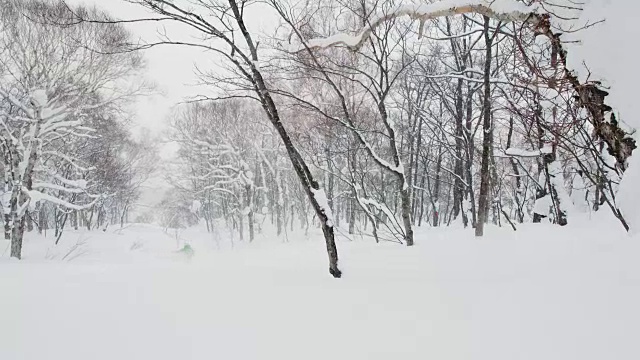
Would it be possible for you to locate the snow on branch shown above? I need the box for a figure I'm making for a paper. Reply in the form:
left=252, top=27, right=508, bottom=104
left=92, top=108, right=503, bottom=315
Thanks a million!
left=27, top=190, right=100, bottom=212
left=359, top=196, right=405, bottom=236
left=503, top=145, right=553, bottom=158
left=42, top=151, right=96, bottom=172
left=32, top=182, right=86, bottom=194
left=296, top=0, right=541, bottom=51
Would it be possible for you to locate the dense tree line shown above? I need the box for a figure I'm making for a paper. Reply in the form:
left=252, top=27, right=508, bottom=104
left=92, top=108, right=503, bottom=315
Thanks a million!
left=3, top=0, right=634, bottom=277
left=140, top=0, right=633, bottom=277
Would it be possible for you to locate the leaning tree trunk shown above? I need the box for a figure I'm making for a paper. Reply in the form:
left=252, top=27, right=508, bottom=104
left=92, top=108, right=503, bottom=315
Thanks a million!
left=530, top=15, right=636, bottom=171
left=229, top=0, right=340, bottom=277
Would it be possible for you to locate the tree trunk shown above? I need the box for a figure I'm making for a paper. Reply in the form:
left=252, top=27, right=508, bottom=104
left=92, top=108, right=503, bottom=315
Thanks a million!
left=9, top=190, right=21, bottom=259
left=229, top=0, right=340, bottom=277
left=238, top=210, right=244, bottom=241
left=401, top=187, right=414, bottom=246
left=475, top=16, right=494, bottom=237
left=348, top=196, right=356, bottom=235
left=246, top=184, right=255, bottom=242
left=4, top=212, right=10, bottom=241
left=453, top=77, right=465, bottom=223
left=507, top=116, right=525, bottom=223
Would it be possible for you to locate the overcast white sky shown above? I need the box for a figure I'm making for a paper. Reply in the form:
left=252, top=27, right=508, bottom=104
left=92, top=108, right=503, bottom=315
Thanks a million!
left=59, top=0, right=212, bottom=207
left=63, top=0, right=279, bottom=209
left=66, top=0, right=225, bottom=141
left=66, top=0, right=280, bottom=145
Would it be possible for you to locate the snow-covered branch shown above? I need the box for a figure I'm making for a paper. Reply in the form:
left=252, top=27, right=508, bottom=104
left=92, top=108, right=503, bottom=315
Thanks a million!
left=296, top=0, right=541, bottom=51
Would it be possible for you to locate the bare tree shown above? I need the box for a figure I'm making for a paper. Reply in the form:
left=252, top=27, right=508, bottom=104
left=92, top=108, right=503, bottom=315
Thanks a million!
left=121, top=0, right=342, bottom=277
left=0, top=0, right=145, bottom=257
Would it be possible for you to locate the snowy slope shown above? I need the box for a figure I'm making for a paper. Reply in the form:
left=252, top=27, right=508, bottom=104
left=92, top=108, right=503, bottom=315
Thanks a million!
left=1, top=220, right=639, bottom=360
left=2, top=2, right=640, bottom=358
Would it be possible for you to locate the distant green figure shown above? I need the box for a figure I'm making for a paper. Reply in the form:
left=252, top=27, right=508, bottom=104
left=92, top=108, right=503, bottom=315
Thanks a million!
left=177, top=243, right=195, bottom=260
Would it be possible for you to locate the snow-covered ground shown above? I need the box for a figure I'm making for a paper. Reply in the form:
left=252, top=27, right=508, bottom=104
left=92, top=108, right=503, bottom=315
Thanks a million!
left=1, top=217, right=639, bottom=360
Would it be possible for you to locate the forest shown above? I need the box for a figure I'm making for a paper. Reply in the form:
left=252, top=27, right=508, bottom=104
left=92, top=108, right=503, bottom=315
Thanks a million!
left=2, top=0, right=639, bottom=359
left=1, top=0, right=633, bottom=276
